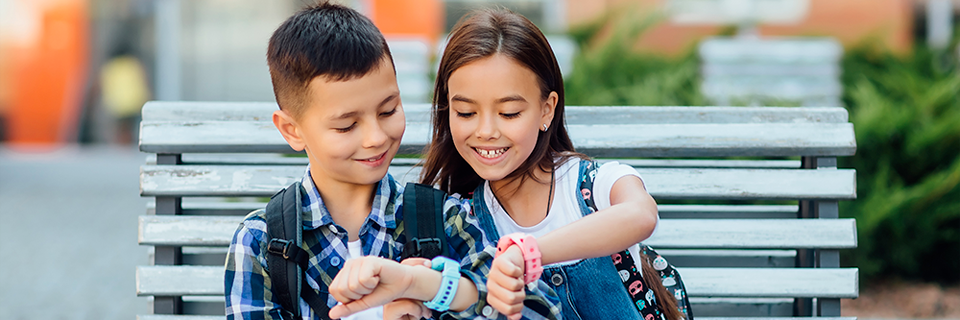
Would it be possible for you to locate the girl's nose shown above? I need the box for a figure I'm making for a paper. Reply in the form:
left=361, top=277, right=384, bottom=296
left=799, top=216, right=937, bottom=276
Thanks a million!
left=475, top=113, right=499, bottom=140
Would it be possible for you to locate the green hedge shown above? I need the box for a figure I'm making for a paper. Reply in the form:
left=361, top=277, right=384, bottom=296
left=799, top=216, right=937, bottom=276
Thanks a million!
left=564, top=16, right=960, bottom=283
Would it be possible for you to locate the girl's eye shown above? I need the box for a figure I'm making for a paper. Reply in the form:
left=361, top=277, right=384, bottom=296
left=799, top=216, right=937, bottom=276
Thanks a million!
left=501, top=112, right=521, bottom=119
left=455, top=111, right=475, bottom=118
left=335, top=123, right=356, bottom=133
left=380, top=108, right=397, bottom=117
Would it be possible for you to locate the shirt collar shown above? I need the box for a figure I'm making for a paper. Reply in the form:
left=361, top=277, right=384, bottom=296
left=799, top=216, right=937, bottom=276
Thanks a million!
left=299, top=167, right=400, bottom=230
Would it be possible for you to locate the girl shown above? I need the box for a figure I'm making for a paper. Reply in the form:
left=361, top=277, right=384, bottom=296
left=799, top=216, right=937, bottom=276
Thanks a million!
left=415, top=8, right=691, bottom=320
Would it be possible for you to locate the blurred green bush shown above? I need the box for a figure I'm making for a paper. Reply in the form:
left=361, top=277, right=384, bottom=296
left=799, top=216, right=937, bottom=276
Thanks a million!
left=564, top=16, right=960, bottom=284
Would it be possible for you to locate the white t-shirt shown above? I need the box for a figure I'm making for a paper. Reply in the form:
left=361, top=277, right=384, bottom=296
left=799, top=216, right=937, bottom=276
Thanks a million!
left=484, top=158, right=658, bottom=267
left=338, top=240, right=384, bottom=320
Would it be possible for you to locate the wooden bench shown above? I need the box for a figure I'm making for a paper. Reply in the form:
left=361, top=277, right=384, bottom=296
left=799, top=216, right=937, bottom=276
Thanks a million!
left=137, top=101, right=859, bottom=320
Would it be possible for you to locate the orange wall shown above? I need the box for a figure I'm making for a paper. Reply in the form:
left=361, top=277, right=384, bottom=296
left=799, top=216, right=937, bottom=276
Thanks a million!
left=568, top=0, right=915, bottom=55
left=7, top=0, right=89, bottom=145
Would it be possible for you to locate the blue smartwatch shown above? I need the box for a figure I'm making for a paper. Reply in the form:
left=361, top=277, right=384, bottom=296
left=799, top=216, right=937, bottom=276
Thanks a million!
left=423, top=256, right=461, bottom=312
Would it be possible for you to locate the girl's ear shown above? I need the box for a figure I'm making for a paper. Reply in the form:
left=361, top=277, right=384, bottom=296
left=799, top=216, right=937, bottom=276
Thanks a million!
left=272, top=110, right=307, bottom=152
left=540, top=91, right=559, bottom=129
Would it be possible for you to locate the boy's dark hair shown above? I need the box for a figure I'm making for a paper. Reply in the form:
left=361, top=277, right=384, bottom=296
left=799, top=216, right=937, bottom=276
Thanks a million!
left=267, top=1, right=393, bottom=118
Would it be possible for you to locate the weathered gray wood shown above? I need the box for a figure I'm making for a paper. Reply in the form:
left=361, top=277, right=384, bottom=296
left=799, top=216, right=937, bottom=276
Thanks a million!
left=658, top=204, right=798, bottom=219
left=139, top=216, right=857, bottom=249
left=143, top=102, right=850, bottom=124
left=658, top=249, right=796, bottom=268
left=140, top=120, right=857, bottom=157
left=137, top=266, right=223, bottom=296
left=646, top=219, right=857, bottom=249
left=691, top=298, right=794, bottom=317
left=136, top=265, right=858, bottom=298
left=141, top=165, right=857, bottom=200
left=147, top=202, right=798, bottom=218
left=147, top=201, right=265, bottom=216
left=171, top=155, right=800, bottom=169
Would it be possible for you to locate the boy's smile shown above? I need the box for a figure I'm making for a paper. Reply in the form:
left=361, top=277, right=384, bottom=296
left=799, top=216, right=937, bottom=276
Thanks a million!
left=274, top=57, right=404, bottom=191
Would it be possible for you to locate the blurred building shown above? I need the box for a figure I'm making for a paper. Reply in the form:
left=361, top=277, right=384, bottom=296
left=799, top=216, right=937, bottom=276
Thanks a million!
left=0, top=0, right=955, bottom=145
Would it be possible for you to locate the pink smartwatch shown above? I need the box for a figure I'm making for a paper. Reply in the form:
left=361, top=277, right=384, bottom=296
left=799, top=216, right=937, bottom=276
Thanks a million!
left=495, top=233, right=543, bottom=284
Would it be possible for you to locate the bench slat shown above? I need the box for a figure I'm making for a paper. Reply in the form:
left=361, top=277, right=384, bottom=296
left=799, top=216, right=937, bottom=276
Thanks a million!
left=140, top=121, right=856, bottom=157
left=170, top=155, right=801, bottom=169
left=141, top=165, right=856, bottom=200
left=136, top=265, right=858, bottom=298
left=139, top=216, right=857, bottom=249
left=147, top=202, right=800, bottom=218
left=143, top=102, right=849, bottom=124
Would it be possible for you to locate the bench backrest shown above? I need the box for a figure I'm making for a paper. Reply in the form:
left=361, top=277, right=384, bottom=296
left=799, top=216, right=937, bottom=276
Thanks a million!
left=137, top=101, right=858, bottom=319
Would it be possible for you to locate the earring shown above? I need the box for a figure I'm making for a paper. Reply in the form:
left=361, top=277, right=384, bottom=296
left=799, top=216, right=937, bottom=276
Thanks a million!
left=542, top=124, right=548, bottom=131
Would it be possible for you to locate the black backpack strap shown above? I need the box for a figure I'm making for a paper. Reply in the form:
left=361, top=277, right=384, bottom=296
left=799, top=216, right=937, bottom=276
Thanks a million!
left=401, top=183, right=449, bottom=259
left=265, top=182, right=330, bottom=319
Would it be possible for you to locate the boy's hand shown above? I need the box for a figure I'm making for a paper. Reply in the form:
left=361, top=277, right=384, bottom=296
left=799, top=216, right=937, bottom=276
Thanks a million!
left=383, top=299, right=433, bottom=320
left=328, top=256, right=417, bottom=319
left=487, top=245, right=526, bottom=320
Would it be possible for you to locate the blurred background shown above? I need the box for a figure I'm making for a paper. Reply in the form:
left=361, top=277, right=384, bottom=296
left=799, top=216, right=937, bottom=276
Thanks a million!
left=0, top=0, right=958, bottom=319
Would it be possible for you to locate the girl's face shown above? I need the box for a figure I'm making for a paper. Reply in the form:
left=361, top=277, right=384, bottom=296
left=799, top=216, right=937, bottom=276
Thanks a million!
left=447, top=54, right=557, bottom=182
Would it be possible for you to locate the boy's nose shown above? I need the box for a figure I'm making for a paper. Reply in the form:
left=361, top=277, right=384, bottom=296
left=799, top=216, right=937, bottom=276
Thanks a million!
left=363, top=122, right=389, bottom=149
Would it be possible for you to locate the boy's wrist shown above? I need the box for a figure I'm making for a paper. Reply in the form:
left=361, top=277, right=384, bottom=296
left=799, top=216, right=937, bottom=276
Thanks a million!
left=402, top=261, right=478, bottom=312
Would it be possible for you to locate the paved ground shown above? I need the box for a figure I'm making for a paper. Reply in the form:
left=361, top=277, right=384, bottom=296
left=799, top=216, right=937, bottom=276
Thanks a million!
left=0, top=145, right=150, bottom=320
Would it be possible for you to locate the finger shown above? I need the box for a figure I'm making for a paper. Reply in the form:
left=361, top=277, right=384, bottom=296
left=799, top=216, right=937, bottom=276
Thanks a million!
left=508, top=312, right=523, bottom=320
left=329, top=269, right=362, bottom=302
left=331, top=285, right=404, bottom=318
left=400, top=257, right=431, bottom=267
left=490, top=266, right=525, bottom=292
left=383, top=300, right=422, bottom=320
left=488, top=280, right=525, bottom=311
left=493, top=257, right=524, bottom=279
left=357, top=258, right=382, bottom=291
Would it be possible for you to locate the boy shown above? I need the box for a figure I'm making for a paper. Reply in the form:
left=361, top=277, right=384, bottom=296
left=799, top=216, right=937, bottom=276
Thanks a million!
left=223, top=2, right=561, bottom=319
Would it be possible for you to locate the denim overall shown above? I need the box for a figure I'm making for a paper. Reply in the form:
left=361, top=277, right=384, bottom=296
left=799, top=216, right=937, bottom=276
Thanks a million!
left=471, top=161, right=646, bottom=320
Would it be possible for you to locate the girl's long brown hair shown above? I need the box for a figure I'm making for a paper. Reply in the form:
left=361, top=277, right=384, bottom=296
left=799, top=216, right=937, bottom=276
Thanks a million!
left=419, top=8, right=578, bottom=196
left=419, top=8, right=683, bottom=320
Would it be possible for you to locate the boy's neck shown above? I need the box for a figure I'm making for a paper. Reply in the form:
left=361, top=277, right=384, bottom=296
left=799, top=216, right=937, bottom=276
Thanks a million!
left=489, top=168, right=553, bottom=227
left=310, top=169, right=378, bottom=242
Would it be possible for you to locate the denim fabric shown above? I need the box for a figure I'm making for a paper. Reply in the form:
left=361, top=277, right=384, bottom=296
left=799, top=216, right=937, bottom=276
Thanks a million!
left=540, top=257, right=644, bottom=320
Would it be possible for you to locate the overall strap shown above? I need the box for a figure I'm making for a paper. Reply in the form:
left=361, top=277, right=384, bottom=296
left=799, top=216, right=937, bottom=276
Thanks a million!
left=470, top=184, right=502, bottom=244
left=265, top=182, right=330, bottom=320
left=401, top=183, right=449, bottom=259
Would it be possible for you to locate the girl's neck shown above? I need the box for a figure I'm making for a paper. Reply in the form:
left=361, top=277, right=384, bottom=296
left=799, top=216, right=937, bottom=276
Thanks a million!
left=490, top=167, right=554, bottom=227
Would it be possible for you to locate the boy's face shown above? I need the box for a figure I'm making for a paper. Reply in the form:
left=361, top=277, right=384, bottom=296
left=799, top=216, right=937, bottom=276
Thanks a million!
left=274, top=57, right=404, bottom=188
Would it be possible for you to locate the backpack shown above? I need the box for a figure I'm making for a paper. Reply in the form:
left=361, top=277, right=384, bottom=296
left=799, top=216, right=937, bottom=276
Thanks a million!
left=263, top=182, right=448, bottom=320
left=578, top=160, right=694, bottom=320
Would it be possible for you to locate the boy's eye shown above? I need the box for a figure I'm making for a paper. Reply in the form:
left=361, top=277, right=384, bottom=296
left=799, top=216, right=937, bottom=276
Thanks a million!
left=380, top=108, right=397, bottom=117
left=335, top=123, right=356, bottom=133
left=501, top=112, right=521, bottom=119
left=455, top=111, right=475, bottom=118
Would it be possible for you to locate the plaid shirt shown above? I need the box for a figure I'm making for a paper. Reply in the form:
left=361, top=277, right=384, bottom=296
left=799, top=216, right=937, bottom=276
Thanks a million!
left=225, top=168, right=561, bottom=320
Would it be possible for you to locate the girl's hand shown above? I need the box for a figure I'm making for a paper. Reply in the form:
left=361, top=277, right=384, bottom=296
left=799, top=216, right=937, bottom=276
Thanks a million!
left=383, top=299, right=434, bottom=320
left=328, top=256, right=417, bottom=319
left=486, top=245, right=525, bottom=320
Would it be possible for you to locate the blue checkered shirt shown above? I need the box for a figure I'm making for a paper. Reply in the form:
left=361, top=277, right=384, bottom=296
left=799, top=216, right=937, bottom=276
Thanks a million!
left=225, top=168, right=561, bottom=320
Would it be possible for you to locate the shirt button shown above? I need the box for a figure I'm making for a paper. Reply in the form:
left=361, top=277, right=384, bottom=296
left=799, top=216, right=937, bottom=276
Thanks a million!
left=481, top=305, right=494, bottom=317
left=328, top=225, right=338, bottom=233
left=550, top=273, right=563, bottom=286
left=331, top=256, right=341, bottom=266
